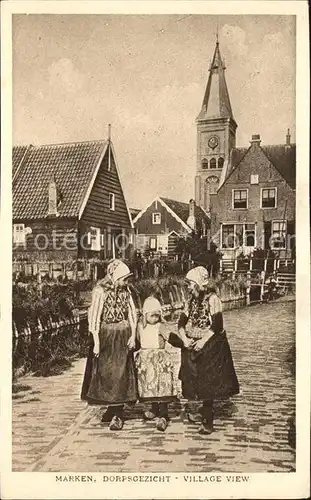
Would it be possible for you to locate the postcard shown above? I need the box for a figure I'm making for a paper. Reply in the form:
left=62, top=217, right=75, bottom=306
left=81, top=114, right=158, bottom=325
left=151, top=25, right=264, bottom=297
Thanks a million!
left=1, top=1, right=310, bottom=499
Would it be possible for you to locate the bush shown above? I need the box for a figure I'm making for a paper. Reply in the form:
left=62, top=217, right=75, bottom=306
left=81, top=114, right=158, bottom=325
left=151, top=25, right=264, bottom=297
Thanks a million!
left=12, top=280, right=86, bottom=377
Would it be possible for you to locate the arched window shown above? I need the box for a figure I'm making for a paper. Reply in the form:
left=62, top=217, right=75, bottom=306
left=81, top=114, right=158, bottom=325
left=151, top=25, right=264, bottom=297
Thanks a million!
left=210, top=158, right=216, bottom=169
left=201, top=158, right=208, bottom=170
left=218, top=157, right=224, bottom=169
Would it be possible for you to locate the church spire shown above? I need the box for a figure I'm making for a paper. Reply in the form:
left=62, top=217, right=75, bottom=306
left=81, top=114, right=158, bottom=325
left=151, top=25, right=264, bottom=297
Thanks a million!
left=197, top=36, right=235, bottom=122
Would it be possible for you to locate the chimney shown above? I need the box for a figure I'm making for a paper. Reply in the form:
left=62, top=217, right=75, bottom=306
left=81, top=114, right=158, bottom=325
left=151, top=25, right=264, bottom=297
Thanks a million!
left=187, top=199, right=196, bottom=231
left=286, top=128, right=291, bottom=146
left=48, top=178, right=58, bottom=216
left=250, top=134, right=261, bottom=146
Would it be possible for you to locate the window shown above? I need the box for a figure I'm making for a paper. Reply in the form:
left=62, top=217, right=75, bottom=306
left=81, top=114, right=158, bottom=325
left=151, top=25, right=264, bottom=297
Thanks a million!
left=271, top=221, right=287, bottom=249
left=250, top=174, right=259, bottom=184
left=109, top=193, right=115, bottom=211
left=150, top=237, right=157, bottom=250
left=152, top=213, right=161, bottom=225
left=201, top=159, right=208, bottom=170
left=90, top=227, right=101, bottom=251
left=233, top=189, right=248, bottom=209
left=210, top=158, right=216, bottom=169
left=218, top=157, right=224, bottom=169
left=221, top=223, right=256, bottom=249
left=261, top=188, right=276, bottom=208
left=244, top=223, right=256, bottom=246
left=13, top=224, right=25, bottom=245
left=221, top=224, right=235, bottom=248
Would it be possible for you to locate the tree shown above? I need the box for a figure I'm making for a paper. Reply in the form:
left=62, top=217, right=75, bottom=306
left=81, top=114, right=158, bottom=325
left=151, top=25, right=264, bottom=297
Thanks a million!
left=176, top=233, right=221, bottom=277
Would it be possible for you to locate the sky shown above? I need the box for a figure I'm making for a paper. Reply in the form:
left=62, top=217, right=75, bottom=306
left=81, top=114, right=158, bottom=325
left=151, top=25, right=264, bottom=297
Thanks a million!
left=13, top=14, right=296, bottom=209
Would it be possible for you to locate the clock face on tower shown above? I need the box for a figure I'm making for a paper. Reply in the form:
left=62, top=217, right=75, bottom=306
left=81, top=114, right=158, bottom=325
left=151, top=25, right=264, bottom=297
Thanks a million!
left=208, top=135, right=219, bottom=149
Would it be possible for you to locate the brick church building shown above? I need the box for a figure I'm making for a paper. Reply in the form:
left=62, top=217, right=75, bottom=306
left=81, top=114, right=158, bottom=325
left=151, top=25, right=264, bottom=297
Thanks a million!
left=194, top=38, right=295, bottom=260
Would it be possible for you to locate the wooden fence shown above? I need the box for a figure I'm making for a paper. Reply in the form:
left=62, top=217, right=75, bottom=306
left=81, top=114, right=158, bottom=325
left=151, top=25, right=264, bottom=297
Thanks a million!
left=13, top=257, right=295, bottom=282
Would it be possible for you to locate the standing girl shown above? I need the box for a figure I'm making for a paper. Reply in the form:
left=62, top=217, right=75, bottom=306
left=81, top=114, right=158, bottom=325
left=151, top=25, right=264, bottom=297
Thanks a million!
left=81, top=259, right=138, bottom=431
left=178, top=266, right=240, bottom=435
left=135, top=297, right=181, bottom=432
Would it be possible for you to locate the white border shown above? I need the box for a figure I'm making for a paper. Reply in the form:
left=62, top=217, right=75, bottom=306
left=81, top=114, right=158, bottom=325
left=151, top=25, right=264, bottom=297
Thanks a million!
left=1, top=2, right=310, bottom=499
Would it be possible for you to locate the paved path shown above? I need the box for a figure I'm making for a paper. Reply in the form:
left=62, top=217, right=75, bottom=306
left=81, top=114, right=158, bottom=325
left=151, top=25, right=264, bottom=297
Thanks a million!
left=12, top=298, right=295, bottom=473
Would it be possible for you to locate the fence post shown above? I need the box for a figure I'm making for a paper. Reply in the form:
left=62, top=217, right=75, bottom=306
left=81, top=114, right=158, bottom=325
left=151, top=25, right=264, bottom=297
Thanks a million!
left=93, top=263, right=98, bottom=282
left=48, top=262, right=53, bottom=279
left=220, top=259, right=223, bottom=274
left=37, top=272, right=42, bottom=297
left=249, top=258, right=253, bottom=272
left=234, top=258, right=238, bottom=272
left=273, top=258, right=277, bottom=271
left=264, top=258, right=267, bottom=273
left=246, top=271, right=251, bottom=305
left=260, top=270, right=265, bottom=302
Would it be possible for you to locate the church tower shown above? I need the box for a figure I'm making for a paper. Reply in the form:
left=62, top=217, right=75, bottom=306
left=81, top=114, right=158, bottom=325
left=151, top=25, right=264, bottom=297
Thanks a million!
left=195, top=36, right=237, bottom=212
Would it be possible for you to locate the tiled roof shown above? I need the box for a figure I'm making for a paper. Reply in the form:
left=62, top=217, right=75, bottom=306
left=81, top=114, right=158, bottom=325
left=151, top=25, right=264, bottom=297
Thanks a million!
left=160, top=197, right=210, bottom=226
left=12, top=145, right=29, bottom=178
left=13, top=141, right=107, bottom=220
left=227, top=144, right=296, bottom=189
left=263, top=144, right=296, bottom=189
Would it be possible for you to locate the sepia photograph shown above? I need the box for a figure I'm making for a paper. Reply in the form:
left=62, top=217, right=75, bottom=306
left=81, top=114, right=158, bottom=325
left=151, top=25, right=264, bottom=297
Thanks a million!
left=1, top=1, right=310, bottom=499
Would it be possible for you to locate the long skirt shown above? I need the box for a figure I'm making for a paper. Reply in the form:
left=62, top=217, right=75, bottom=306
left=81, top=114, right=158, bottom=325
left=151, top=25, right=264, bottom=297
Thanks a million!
left=81, top=320, right=138, bottom=405
left=135, top=349, right=177, bottom=402
left=179, top=330, right=239, bottom=401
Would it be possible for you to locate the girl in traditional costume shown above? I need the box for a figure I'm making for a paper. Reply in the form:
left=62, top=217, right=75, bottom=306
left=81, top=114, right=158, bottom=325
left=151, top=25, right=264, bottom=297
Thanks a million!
left=81, top=259, right=138, bottom=431
left=134, top=297, right=180, bottom=432
left=178, top=266, right=239, bottom=435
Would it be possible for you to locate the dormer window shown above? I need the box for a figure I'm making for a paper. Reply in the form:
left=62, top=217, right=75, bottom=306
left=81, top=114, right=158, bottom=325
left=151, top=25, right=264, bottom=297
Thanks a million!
left=210, top=158, right=216, bottom=169
left=152, top=213, right=161, bottom=225
left=218, top=157, right=224, bottom=169
left=109, top=193, right=115, bottom=211
left=13, top=223, right=26, bottom=245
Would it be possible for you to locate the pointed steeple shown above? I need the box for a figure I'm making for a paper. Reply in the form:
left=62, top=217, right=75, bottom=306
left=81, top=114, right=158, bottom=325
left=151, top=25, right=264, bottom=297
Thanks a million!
left=197, top=37, right=235, bottom=122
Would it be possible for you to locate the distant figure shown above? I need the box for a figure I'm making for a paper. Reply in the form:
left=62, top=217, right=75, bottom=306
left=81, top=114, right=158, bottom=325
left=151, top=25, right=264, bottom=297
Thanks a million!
left=265, top=272, right=278, bottom=301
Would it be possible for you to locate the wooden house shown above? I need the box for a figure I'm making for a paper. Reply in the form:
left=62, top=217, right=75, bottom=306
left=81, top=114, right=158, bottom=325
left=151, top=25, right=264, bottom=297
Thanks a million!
left=210, top=133, right=296, bottom=259
left=132, top=197, right=210, bottom=256
left=12, top=139, right=133, bottom=263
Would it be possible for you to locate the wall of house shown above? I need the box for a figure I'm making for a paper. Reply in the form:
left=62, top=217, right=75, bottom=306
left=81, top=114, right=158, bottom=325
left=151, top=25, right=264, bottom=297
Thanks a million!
left=81, top=147, right=132, bottom=230
left=12, top=218, right=79, bottom=261
left=210, top=143, right=295, bottom=255
left=79, top=146, right=133, bottom=259
left=134, top=200, right=187, bottom=236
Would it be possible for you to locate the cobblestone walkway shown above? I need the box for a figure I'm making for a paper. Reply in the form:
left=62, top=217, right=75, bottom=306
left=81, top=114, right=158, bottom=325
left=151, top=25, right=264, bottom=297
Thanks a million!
left=12, top=298, right=295, bottom=473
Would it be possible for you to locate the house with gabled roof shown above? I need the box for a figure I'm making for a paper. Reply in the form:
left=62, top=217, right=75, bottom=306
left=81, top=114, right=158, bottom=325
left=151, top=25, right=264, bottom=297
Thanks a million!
left=209, top=133, right=296, bottom=259
left=12, top=138, right=133, bottom=262
left=132, top=197, right=210, bottom=256
left=193, top=37, right=296, bottom=261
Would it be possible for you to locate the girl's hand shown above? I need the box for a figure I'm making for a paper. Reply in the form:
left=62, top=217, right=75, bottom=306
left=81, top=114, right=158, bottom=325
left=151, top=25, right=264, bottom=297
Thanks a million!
left=183, top=337, right=194, bottom=350
left=192, top=337, right=207, bottom=351
left=127, top=336, right=136, bottom=350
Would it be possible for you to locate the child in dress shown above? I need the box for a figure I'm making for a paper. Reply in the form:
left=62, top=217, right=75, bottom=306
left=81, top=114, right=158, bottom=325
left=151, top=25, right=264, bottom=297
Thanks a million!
left=134, top=297, right=180, bottom=432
